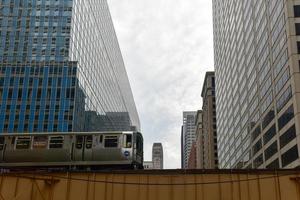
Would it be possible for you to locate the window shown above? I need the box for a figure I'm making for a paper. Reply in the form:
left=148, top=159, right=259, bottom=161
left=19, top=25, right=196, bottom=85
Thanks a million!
left=104, top=136, right=118, bottom=148
left=281, top=145, right=299, bottom=167
left=124, top=134, right=132, bottom=148
left=252, top=140, right=262, bottom=155
left=296, top=23, right=300, bottom=35
left=263, top=124, right=276, bottom=145
left=252, top=126, right=261, bottom=141
left=278, top=105, right=294, bottom=130
left=276, top=86, right=292, bottom=113
left=262, top=110, right=275, bottom=129
left=16, top=137, right=31, bottom=149
left=33, top=136, right=48, bottom=149
left=264, top=141, right=278, bottom=161
left=85, top=136, right=92, bottom=149
left=253, top=154, right=263, bottom=168
left=76, top=136, right=83, bottom=149
left=280, top=125, right=296, bottom=148
left=0, top=137, right=4, bottom=151
left=266, top=159, right=279, bottom=169
left=294, top=5, right=300, bottom=17
left=49, top=136, right=64, bottom=148
left=297, top=41, right=300, bottom=54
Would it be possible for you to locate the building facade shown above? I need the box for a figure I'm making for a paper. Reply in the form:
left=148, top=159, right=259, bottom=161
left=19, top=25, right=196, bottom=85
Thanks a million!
left=0, top=0, right=140, bottom=133
left=213, top=0, right=300, bottom=168
left=181, top=111, right=197, bottom=169
left=187, top=141, right=197, bottom=169
left=195, top=110, right=204, bottom=168
left=152, top=143, right=163, bottom=169
left=201, top=72, right=218, bottom=169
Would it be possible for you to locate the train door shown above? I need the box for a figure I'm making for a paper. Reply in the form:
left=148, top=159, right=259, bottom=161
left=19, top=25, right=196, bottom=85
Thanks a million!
left=73, top=135, right=84, bottom=161
left=84, top=135, right=93, bottom=161
left=73, top=135, right=93, bottom=161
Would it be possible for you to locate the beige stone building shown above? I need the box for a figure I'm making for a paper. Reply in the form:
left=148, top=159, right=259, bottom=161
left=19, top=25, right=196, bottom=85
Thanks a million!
left=195, top=110, right=204, bottom=168
left=213, top=0, right=300, bottom=168
left=201, top=72, right=218, bottom=169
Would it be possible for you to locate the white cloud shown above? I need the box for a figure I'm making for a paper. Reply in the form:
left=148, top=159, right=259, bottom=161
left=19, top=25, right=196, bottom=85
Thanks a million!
left=107, top=0, right=214, bottom=168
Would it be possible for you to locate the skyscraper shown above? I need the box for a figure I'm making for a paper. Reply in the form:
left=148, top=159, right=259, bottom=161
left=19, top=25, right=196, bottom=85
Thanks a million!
left=181, top=111, right=196, bottom=169
left=152, top=143, right=163, bottom=169
left=0, top=0, right=140, bottom=133
left=213, top=0, right=300, bottom=168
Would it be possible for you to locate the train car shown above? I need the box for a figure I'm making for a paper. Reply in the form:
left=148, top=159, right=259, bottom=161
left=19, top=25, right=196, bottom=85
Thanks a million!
left=0, top=131, right=143, bottom=169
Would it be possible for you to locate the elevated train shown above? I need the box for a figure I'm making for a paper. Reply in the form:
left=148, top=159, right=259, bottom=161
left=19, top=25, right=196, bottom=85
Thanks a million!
left=0, top=131, right=143, bottom=169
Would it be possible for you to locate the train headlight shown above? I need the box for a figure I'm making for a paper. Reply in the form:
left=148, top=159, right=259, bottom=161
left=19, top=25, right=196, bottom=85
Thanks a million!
left=124, top=151, right=130, bottom=157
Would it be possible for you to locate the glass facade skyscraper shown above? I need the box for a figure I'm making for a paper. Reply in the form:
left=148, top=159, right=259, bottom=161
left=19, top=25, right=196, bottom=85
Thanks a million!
left=0, top=0, right=140, bottom=133
left=213, top=0, right=300, bottom=168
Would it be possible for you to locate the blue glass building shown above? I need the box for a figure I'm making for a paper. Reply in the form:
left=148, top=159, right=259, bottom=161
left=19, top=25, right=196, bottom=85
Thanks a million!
left=0, top=0, right=140, bottom=133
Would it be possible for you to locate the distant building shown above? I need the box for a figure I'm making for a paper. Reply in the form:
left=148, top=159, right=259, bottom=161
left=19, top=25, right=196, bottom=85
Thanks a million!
left=195, top=110, right=204, bottom=168
left=181, top=111, right=197, bottom=169
left=152, top=143, right=163, bottom=169
left=181, top=126, right=184, bottom=169
left=143, top=161, right=154, bottom=170
left=201, top=72, right=218, bottom=169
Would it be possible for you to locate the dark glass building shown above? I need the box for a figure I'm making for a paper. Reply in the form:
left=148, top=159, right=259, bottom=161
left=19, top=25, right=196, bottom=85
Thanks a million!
left=0, top=0, right=140, bottom=133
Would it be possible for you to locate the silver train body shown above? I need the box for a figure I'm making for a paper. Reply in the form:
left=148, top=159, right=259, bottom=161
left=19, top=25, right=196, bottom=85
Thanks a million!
left=0, top=131, right=143, bottom=169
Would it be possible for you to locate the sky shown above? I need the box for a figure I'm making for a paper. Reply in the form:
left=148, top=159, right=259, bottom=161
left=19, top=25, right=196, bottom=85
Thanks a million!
left=107, top=0, right=214, bottom=169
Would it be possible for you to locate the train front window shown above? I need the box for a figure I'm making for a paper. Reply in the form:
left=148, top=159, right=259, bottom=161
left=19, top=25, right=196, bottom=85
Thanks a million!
left=136, top=134, right=143, bottom=153
left=124, top=134, right=132, bottom=148
left=16, top=137, right=31, bottom=149
left=104, top=136, right=118, bottom=148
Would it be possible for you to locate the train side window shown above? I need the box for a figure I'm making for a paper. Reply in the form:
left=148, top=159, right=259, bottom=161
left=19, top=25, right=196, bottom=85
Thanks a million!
left=100, top=135, right=103, bottom=143
left=85, top=135, right=93, bottom=149
left=104, top=136, right=118, bottom=148
left=0, top=137, right=4, bottom=150
left=33, top=136, right=48, bottom=149
left=16, top=136, right=31, bottom=149
left=76, top=136, right=83, bottom=149
left=124, top=134, right=132, bottom=148
left=49, top=136, right=64, bottom=148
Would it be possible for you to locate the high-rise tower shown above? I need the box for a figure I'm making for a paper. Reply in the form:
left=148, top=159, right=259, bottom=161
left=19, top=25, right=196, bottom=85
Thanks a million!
left=0, top=0, right=140, bottom=133
left=181, top=111, right=196, bottom=169
left=213, top=0, right=300, bottom=168
left=152, top=143, right=163, bottom=169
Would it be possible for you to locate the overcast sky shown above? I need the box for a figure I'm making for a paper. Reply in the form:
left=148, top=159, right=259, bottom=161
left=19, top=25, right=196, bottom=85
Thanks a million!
left=107, top=0, right=214, bottom=169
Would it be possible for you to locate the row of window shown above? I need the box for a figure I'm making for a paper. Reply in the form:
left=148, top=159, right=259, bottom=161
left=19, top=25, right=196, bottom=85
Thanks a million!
left=254, top=144, right=299, bottom=168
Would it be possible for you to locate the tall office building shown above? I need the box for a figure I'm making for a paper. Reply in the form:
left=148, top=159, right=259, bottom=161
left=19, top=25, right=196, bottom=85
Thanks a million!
left=181, top=111, right=197, bottom=169
left=152, top=143, right=163, bottom=169
left=0, top=0, right=140, bottom=133
left=213, top=0, right=300, bottom=168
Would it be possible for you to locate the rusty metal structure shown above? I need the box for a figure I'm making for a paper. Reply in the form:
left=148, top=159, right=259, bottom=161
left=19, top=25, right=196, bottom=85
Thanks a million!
left=0, top=169, right=300, bottom=200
